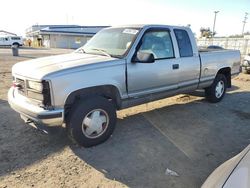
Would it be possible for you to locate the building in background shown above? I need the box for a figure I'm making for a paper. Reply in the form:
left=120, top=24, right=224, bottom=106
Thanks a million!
left=0, top=30, right=17, bottom=36
left=25, top=25, right=109, bottom=49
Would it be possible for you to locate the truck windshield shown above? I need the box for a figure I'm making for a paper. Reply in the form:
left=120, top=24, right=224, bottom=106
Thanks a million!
left=78, top=27, right=140, bottom=58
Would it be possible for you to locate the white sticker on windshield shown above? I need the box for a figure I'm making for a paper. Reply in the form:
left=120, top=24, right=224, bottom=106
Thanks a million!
left=123, top=29, right=139, bottom=35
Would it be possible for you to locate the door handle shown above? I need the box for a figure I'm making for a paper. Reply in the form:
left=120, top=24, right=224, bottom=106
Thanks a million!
left=172, top=64, right=179, bottom=70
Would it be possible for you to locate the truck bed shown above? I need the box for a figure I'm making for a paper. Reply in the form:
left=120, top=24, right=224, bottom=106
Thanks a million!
left=198, top=49, right=241, bottom=88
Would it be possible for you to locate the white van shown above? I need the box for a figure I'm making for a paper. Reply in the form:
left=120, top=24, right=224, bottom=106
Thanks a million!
left=0, top=36, right=23, bottom=47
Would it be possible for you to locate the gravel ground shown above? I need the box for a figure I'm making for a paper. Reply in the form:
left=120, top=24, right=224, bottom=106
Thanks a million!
left=0, top=47, right=250, bottom=188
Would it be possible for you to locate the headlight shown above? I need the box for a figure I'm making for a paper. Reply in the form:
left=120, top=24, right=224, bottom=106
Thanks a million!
left=26, top=80, right=51, bottom=107
left=27, top=81, right=43, bottom=92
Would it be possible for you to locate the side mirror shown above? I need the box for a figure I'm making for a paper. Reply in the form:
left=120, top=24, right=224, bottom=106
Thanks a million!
left=133, top=51, right=155, bottom=63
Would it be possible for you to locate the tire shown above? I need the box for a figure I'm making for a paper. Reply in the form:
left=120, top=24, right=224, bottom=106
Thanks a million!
left=12, top=43, right=19, bottom=47
left=205, top=74, right=227, bottom=103
left=66, top=96, right=117, bottom=147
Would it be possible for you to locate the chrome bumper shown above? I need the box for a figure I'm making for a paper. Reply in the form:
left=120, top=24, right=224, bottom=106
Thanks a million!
left=8, top=87, right=64, bottom=126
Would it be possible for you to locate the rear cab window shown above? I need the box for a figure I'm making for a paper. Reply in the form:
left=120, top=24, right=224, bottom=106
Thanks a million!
left=174, top=29, right=193, bottom=57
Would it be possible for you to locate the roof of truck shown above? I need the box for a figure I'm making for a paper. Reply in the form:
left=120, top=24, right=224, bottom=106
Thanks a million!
left=111, top=24, right=188, bottom=29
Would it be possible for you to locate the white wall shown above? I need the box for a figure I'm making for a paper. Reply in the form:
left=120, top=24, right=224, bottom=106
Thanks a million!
left=197, top=38, right=250, bottom=55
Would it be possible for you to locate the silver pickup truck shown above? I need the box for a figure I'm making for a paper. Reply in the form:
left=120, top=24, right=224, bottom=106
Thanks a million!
left=8, top=25, right=241, bottom=147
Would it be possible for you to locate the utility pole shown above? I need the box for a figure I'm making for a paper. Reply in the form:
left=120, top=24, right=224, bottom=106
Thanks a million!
left=212, top=11, right=219, bottom=37
left=242, top=12, right=248, bottom=35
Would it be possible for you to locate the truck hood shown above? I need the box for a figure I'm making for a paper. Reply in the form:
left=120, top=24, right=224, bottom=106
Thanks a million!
left=12, top=53, right=117, bottom=80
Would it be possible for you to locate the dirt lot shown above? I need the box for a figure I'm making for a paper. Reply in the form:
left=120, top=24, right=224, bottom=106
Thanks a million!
left=0, top=47, right=250, bottom=188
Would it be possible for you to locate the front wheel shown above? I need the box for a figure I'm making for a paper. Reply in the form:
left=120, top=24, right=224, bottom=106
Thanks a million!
left=205, top=74, right=227, bottom=103
left=67, top=96, right=117, bottom=147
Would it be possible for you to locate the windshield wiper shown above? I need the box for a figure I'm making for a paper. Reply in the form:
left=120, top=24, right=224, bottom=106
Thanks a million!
left=90, top=48, right=111, bottom=57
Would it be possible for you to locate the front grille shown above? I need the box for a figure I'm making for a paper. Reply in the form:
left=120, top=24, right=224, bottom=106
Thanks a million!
left=14, top=77, right=52, bottom=107
left=16, top=78, right=26, bottom=95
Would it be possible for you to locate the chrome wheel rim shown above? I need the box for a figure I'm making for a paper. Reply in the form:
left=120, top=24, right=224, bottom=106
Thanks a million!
left=82, top=109, right=109, bottom=139
left=215, top=80, right=224, bottom=98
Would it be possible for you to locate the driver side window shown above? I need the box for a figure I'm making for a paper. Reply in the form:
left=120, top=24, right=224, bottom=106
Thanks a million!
left=138, top=30, right=174, bottom=59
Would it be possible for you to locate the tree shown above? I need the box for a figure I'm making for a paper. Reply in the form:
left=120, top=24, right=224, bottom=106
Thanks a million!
left=200, top=27, right=214, bottom=38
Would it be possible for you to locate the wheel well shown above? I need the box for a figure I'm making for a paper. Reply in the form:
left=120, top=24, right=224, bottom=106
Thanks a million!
left=64, top=85, right=122, bottom=115
left=217, top=67, right=231, bottom=88
left=12, top=42, right=19, bottom=46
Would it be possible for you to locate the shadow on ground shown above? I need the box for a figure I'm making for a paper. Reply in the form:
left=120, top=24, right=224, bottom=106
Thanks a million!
left=71, top=91, right=250, bottom=188
left=0, top=90, right=249, bottom=187
left=0, top=99, right=69, bottom=177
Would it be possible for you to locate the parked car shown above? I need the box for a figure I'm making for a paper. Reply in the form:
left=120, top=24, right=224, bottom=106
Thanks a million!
left=202, top=144, right=250, bottom=188
left=241, top=54, right=250, bottom=74
left=0, top=36, right=23, bottom=47
left=8, top=25, right=241, bottom=147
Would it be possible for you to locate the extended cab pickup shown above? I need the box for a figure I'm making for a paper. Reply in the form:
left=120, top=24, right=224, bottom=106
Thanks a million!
left=8, top=25, right=241, bottom=147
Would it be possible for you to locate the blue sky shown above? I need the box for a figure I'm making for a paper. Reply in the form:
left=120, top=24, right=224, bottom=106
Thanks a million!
left=1, top=0, right=249, bottom=37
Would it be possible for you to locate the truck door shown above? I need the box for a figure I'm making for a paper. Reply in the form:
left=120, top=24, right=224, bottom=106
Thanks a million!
left=4, top=37, right=10, bottom=46
left=173, top=29, right=200, bottom=90
left=127, top=28, right=179, bottom=97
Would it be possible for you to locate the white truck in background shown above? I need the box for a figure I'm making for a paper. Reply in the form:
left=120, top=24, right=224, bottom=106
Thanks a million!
left=241, top=54, right=250, bottom=74
left=0, top=36, right=23, bottom=47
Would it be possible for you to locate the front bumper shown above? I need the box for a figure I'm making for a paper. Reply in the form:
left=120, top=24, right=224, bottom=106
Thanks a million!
left=8, top=87, right=64, bottom=126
